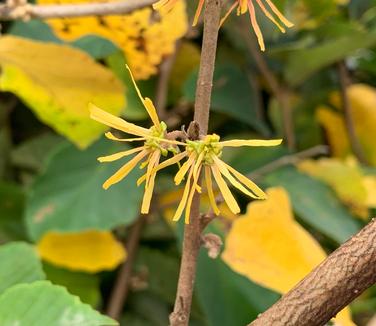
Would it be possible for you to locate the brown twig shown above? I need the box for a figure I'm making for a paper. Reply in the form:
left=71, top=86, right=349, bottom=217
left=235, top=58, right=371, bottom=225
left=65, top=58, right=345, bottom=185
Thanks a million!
left=246, top=145, right=329, bottom=180
left=169, top=0, right=221, bottom=325
left=106, top=216, right=146, bottom=320
left=155, top=42, right=180, bottom=120
left=249, top=217, right=376, bottom=326
left=239, top=18, right=296, bottom=151
left=337, top=61, right=369, bottom=165
left=0, top=0, right=155, bottom=20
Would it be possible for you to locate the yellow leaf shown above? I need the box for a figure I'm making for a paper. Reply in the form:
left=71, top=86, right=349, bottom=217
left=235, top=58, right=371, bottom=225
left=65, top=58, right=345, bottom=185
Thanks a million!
left=38, top=0, right=188, bottom=80
left=316, top=106, right=351, bottom=158
left=37, top=230, right=126, bottom=273
left=222, top=187, right=355, bottom=326
left=318, top=84, right=376, bottom=166
left=298, top=157, right=369, bottom=219
left=363, top=176, right=376, bottom=208
left=0, top=36, right=125, bottom=149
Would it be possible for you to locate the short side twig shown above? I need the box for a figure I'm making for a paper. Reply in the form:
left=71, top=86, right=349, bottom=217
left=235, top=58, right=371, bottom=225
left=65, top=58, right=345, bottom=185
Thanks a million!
left=249, top=218, right=376, bottom=326
left=106, top=216, right=146, bottom=320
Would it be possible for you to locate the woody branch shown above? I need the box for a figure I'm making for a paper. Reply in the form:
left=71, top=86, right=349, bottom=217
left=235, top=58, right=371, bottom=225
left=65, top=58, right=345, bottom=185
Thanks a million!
left=0, top=0, right=155, bottom=20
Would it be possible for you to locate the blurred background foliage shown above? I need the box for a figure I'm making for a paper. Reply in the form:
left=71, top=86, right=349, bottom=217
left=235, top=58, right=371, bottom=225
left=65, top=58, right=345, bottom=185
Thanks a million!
left=0, top=0, right=376, bottom=325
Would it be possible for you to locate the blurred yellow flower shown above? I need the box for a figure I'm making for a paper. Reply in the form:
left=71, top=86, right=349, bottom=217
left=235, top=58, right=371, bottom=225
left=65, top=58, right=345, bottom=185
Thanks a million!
left=221, top=0, right=294, bottom=51
left=90, top=66, right=182, bottom=214
left=157, top=134, right=282, bottom=223
left=154, top=0, right=293, bottom=51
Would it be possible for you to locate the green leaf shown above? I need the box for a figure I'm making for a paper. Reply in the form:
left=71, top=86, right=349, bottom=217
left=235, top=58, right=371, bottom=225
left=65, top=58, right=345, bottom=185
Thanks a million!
left=9, top=20, right=119, bottom=59
left=183, top=64, right=269, bottom=135
left=43, top=263, right=100, bottom=307
left=0, top=281, right=117, bottom=325
left=264, top=167, right=361, bottom=243
left=135, top=248, right=179, bottom=304
left=25, top=139, right=143, bottom=241
left=0, top=242, right=45, bottom=294
left=0, top=183, right=28, bottom=241
left=285, top=29, right=376, bottom=86
left=11, top=133, right=63, bottom=172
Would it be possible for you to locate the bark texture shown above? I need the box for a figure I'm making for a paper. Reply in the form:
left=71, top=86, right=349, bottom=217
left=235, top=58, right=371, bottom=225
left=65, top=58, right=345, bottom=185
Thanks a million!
left=169, top=0, right=221, bottom=325
left=249, top=218, right=376, bottom=326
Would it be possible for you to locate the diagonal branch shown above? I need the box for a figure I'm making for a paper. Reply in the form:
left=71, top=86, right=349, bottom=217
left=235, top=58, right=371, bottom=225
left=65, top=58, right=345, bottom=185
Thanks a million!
left=249, top=218, right=376, bottom=326
left=0, top=0, right=155, bottom=20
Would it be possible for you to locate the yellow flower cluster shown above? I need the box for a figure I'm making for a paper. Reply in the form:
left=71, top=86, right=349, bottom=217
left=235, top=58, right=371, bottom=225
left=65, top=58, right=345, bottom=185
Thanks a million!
left=91, top=66, right=282, bottom=222
left=38, top=0, right=188, bottom=80
left=154, top=0, right=293, bottom=51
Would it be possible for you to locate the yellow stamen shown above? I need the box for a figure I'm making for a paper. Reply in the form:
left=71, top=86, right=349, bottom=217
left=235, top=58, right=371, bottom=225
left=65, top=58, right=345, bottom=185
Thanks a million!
left=220, top=139, right=282, bottom=147
left=205, top=166, right=220, bottom=215
left=90, top=104, right=149, bottom=137
left=98, top=147, right=144, bottom=163
left=211, top=164, right=240, bottom=214
left=103, top=150, right=148, bottom=190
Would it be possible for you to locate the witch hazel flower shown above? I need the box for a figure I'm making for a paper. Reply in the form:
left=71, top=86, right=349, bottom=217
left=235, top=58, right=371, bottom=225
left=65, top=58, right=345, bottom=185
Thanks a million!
left=165, top=134, right=282, bottom=223
left=90, top=65, right=183, bottom=214
left=221, top=0, right=293, bottom=51
left=153, top=0, right=293, bottom=51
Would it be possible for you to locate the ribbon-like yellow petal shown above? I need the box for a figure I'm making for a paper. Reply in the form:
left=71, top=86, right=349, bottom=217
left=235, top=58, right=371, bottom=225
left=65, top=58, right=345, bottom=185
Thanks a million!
left=192, top=0, right=205, bottom=26
left=141, top=151, right=160, bottom=214
left=255, top=0, right=285, bottom=33
left=173, top=167, right=194, bottom=221
left=240, top=0, right=248, bottom=14
left=247, top=0, right=265, bottom=52
left=103, top=150, right=148, bottom=189
left=174, top=153, right=196, bottom=185
left=90, top=103, right=149, bottom=137
left=205, top=166, right=220, bottom=215
left=185, top=164, right=202, bottom=224
left=264, top=0, right=294, bottom=28
left=105, top=132, right=145, bottom=143
left=213, top=156, right=259, bottom=199
left=220, top=1, right=238, bottom=27
left=153, top=151, right=188, bottom=173
left=211, top=164, right=240, bottom=214
left=98, top=147, right=144, bottom=163
left=224, top=162, right=267, bottom=199
left=220, top=138, right=282, bottom=147
left=125, top=65, right=160, bottom=128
